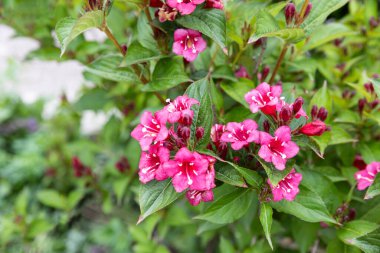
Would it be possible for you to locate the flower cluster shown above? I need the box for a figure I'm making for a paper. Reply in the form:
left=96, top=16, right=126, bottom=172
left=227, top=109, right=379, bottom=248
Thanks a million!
left=132, top=82, right=330, bottom=204
left=132, top=95, right=216, bottom=206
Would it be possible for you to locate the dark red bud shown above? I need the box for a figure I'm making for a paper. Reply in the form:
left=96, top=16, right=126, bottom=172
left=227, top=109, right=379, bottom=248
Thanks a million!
left=121, top=44, right=128, bottom=55
left=358, top=98, right=367, bottom=113
left=178, top=126, right=190, bottom=140
left=334, top=38, right=343, bottom=47
left=369, top=16, right=379, bottom=29
left=263, top=120, right=270, bottom=133
left=299, top=120, right=327, bottom=136
left=353, top=155, right=367, bottom=170
left=115, top=157, right=130, bottom=173
left=293, top=97, right=304, bottom=114
left=311, top=105, right=318, bottom=119
left=370, top=99, right=379, bottom=109
left=348, top=208, right=356, bottom=221
left=275, top=81, right=283, bottom=87
left=149, top=0, right=163, bottom=7
left=372, top=73, right=380, bottom=79
left=196, top=127, right=205, bottom=140
left=304, top=3, right=312, bottom=19
left=285, top=3, right=296, bottom=25
left=181, top=113, right=192, bottom=126
left=317, top=107, right=328, bottom=121
left=233, top=156, right=240, bottom=163
left=261, top=66, right=270, bottom=81
left=320, top=222, right=329, bottom=228
left=364, top=82, right=374, bottom=94
left=280, top=105, right=292, bottom=123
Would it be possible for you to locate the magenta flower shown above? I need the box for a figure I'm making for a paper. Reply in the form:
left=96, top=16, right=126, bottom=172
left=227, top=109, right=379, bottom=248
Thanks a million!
left=259, top=126, right=299, bottom=170
left=167, top=0, right=205, bottom=15
left=235, top=66, right=250, bottom=79
left=220, top=119, right=260, bottom=150
left=131, top=111, right=168, bottom=151
left=186, top=189, right=214, bottom=206
left=163, top=95, right=199, bottom=124
left=163, top=148, right=210, bottom=192
left=268, top=169, right=302, bottom=202
left=211, top=124, right=226, bottom=143
left=355, top=162, right=380, bottom=190
left=244, top=82, right=282, bottom=116
left=138, top=144, right=170, bottom=183
left=172, top=29, right=207, bottom=62
left=204, top=0, right=224, bottom=9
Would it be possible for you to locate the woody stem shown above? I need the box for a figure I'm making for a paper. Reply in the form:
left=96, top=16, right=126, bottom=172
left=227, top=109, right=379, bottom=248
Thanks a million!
left=269, top=44, right=288, bottom=84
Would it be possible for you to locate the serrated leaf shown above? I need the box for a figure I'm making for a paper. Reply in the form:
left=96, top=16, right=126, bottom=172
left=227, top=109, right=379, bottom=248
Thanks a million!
left=249, top=10, right=305, bottom=43
left=142, top=57, right=190, bottom=92
left=56, top=10, right=104, bottom=56
left=365, top=174, right=380, bottom=200
left=194, top=188, right=253, bottom=224
left=176, top=9, right=227, bottom=52
left=301, top=0, right=349, bottom=35
left=138, top=179, right=181, bottom=224
left=255, top=155, right=294, bottom=186
left=85, top=55, right=138, bottom=82
left=122, top=41, right=161, bottom=66
left=259, top=203, right=273, bottom=250
left=220, top=79, right=254, bottom=108
left=215, top=163, right=247, bottom=187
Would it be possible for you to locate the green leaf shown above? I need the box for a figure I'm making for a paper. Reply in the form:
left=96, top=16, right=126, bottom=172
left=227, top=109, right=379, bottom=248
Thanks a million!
left=142, top=57, right=190, bottom=92
left=255, top=155, right=294, bottom=186
left=271, top=186, right=338, bottom=224
left=27, top=218, right=54, bottom=238
left=294, top=135, right=325, bottom=158
left=303, top=23, right=356, bottom=51
left=219, top=236, right=236, bottom=253
left=74, top=88, right=110, bottom=111
left=185, top=78, right=209, bottom=100
left=176, top=9, right=227, bottom=52
left=138, top=179, right=181, bottom=224
left=338, top=220, right=379, bottom=253
left=194, top=189, right=253, bottom=224
left=301, top=0, right=349, bottom=35
left=259, top=203, right=273, bottom=250
left=291, top=218, right=319, bottom=253
left=122, top=41, right=161, bottom=66
left=85, top=55, right=138, bottom=83
left=56, top=10, right=104, bottom=56
left=220, top=79, right=254, bottom=108
left=37, top=190, right=68, bottom=210
left=371, top=78, right=380, bottom=100
left=365, top=174, right=380, bottom=200
left=249, top=10, right=305, bottom=43
left=215, top=163, right=247, bottom=187
left=68, top=189, right=85, bottom=210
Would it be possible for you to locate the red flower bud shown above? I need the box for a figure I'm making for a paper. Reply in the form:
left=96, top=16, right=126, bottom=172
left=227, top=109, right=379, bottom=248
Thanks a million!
left=299, top=120, right=327, bottom=136
left=178, top=126, right=191, bottom=140
left=364, top=82, right=374, bottom=94
left=181, top=113, right=192, bottom=126
left=261, top=66, right=270, bottom=81
left=285, top=3, right=296, bottom=25
left=353, top=155, right=367, bottom=170
left=149, top=0, right=163, bottom=7
left=358, top=98, right=367, bottom=114
left=348, top=208, right=356, bottom=221
left=196, top=127, right=205, bottom=140
left=311, top=105, right=318, bottom=119
left=280, top=105, right=292, bottom=123
left=293, top=97, right=304, bottom=114
left=334, top=38, right=343, bottom=47
left=317, top=107, right=328, bottom=121
left=115, top=156, right=130, bottom=173
left=304, top=3, right=312, bottom=19
left=371, top=99, right=379, bottom=109
left=263, top=120, right=270, bottom=133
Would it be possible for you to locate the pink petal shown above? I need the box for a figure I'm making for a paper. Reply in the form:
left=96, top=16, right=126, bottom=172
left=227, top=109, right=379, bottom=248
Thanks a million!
left=201, top=190, right=214, bottom=202
left=275, top=126, right=291, bottom=142
left=244, top=90, right=259, bottom=104
left=139, top=170, right=155, bottom=184
left=157, top=127, right=169, bottom=142
left=192, top=0, right=205, bottom=4
left=187, top=29, right=201, bottom=37
left=175, top=147, right=194, bottom=162
left=166, top=0, right=178, bottom=8
left=231, top=141, right=246, bottom=150
left=243, top=119, right=258, bottom=130
left=177, top=3, right=196, bottom=15
left=167, top=111, right=181, bottom=123
left=154, top=165, right=169, bottom=181
left=186, top=190, right=202, bottom=206
left=139, top=137, right=154, bottom=151
left=183, top=49, right=198, bottom=62
left=162, top=160, right=179, bottom=178
left=172, top=173, right=190, bottom=192
left=272, top=155, right=286, bottom=170
left=256, top=82, right=271, bottom=94
left=172, top=41, right=184, bottom=55
left=140, top=111, right=154, bottom=126
left=271, top=85, right=282, bottom=97
left=249, top=104, right=260, bottom=113
left=173, top=28, right=188, bottom=41
left=259, top=132, right=273, bottom=145
left=131, top=124, right=144, bottom=141
left=258, top=145, right=273, bottom=162
left=284, top=141, right=299, bottom=159
left=195, top=37, right=207, bottom=52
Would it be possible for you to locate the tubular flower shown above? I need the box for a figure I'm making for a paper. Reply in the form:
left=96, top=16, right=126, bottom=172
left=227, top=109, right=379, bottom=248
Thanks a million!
left=355, top=162, right=380, bottom=190
left=299, top=120, right=327, bottom=136
left=244, top=82, right=282, bottom=115
left=163, top=95, right=199, bottom=124
left=204, top=0, right=224, bottom=9
left=131, top=111, right=168, bottom=151
left=172, top=29, right=207, bottom=62
left=259, top=126, right=299, bottom=170
left=268, top=169, right=302, bottom=201
left=163, top=148, right=210, bottom=192
left=167, top=0, right=205, bottom=15
left=220, top=119, right=260, bottom=150
left=138, top=144, right=170, bottom=184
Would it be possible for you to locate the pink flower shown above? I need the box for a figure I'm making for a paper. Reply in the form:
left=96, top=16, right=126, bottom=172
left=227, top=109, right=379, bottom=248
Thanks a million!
left=299, top=120, right=327, bottom=136
left=186, top=189, right=214, bottom=206
left=244, top=82, right=282, bottom=115
left=138, top=144, right=171, bottom=183
left=172, top=29, right=207, bottom=62
left=167, top=0, right=205, bottom=15
left=220, top=119, right=260, bottom=150
left=259, top=126, right=299, bottom=170
left=163, top=148, right=210, bottom=192
left=211, top=124, right=226, bottom=143
left=235, top=66, right=250, bottom=79
left=268, top=169, right=302, bottom=201
left=163, top=95, right=199, bottom=124
left=131, top=111, right=168, bottom=151
left=204, top=0, right=224, bottom=9
left=355, top=162, right=380, bottom=190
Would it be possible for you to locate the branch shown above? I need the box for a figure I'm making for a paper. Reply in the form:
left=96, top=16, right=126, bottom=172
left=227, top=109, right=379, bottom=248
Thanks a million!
left=269, top=44, right=288, bottom=84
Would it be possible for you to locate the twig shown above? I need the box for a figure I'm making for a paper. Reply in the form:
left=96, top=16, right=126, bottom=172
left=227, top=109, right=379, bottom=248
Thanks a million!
left=254, top=39, right=267, bottom=74
left=295, top=0, right=310, bottom=26
left=269, top=44, right=288, bottom=84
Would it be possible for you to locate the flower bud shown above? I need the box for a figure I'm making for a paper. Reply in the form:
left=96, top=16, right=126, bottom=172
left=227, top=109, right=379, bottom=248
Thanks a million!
left=196, top=127, right=205, bottom=140
left=181, top=113, right=192, bottom=126
left=348, top=208, right=356, bottom=221
left=370, top=99, right=379, bottom=109
left=364, top=82, right=374, bottom=94
left=263, top=120, right=270, bottom=133
left=358, top=98, right=367, bottom=114
left=311, top=105, right=318, bottom=119
left=115, top=156, right=130, bottom=173
left=353, top=155, right=366, bottom=170
left=299, top=120, right=327, bottom=136
left=304, top=3, right=312, bottom=19
left=261, top=66, right=270, bottom=81
left=373, top=73, right=380, bottom=79
left=280, top=105, right=292, bottom=123
left=293, top=97, right=304, bottom=114
left=178, top=126, right=190, bottom=140
left=150, top=0, right=163, bottom=7
left=334, top=38, right=343, bottom=47
left=317, top=107, right=328, bottom=121
left=285, top=3, right=296, bottom=25
left=121, top=44, right=127, bottom=55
